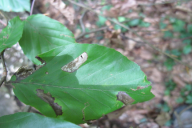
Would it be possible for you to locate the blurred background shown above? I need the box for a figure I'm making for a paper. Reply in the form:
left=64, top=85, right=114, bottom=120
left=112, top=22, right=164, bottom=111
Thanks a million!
left=0, top=0, right=192, bottom=128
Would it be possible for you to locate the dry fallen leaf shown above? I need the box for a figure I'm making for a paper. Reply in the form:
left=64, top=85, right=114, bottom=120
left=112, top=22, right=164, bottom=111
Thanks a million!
left=40, top=0, right=75, bottom=24
left=149, top=68, right=162, bottom=83
left=49, top=0, right=74, bottom=24
left=155, top=112, right=170, bottom=127
left=140, top=49, right=153, bottom=60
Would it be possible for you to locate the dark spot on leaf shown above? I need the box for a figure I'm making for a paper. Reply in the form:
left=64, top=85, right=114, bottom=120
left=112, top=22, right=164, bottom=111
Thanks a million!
left=36, top=89, right=62, bottom=116
left=116, top=92, right=134, bottom=105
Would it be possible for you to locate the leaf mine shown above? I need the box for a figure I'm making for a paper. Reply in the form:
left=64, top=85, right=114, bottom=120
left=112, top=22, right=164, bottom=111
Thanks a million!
left=131, top=85, right=149, bottom=91
left=117, top=92, right=134, bottom=105
left=14, top=66, right=34, bottom=81
left=61, top=52, right=88, bottom=73
left=36, top=89, right=62, bottom=116
left=82, top=102, right=90, bottom=121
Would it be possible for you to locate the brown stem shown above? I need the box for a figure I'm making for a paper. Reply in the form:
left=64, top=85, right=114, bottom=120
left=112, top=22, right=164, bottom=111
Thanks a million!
left=30, top=0, right=36, bottom=15
left=0, top=20, right=7, bottom=26
left=138, top=0, right=187, bottom=6
left=0, top=50, right=7, bottom=87
left=79, top=10, right=87, bottom=33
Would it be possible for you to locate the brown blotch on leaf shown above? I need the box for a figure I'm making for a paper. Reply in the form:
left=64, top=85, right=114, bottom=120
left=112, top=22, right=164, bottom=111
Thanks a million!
left=137, top=86, right=148, bottom=90
left=117, top=92, right=134, bottom=105
left=61, top=52, right=88, bottom=73
left=14, top=66, right=34, bottom=81
left=36, top=89, right=62, bottom=116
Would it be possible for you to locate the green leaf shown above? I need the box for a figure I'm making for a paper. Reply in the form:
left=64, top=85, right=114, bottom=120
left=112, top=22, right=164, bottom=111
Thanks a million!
left=114, top=24, right=121, bottom=30
left=172, top=19, right=185, bottom=32
left=11, top=43, right=154, bottom=124
left=159, top=22, right=167, bottom=29
left=186, top=95, right=192, bottom=104
left=185, top=84, right=192, bottom=91
left=0, top=16, right=23, bottom=53
left=0, top=112, right=81, bottom=128
left=96, top=15, right=107, bottom=27
left=176, top=97, right=184, bottom=103
left=101, top=5, right=113, bottom=10
left=164, top=90, right=170, bottom=95
left=187, top=24, right=192, bottom=33
left=156, top=102, right=170, bottom=112
left=163, top=31, right=173, bottom=38
left=164, top=58, right=175, bottom=70
left=165, top=120, right=172, bottom=127
left=182, top=39, right=191, bottom=44
left=162, top=103, right=170, bottom=112
left=180, top=88, right=186, bottom=97
left=169, top=17, right=176, bottom=23
left=180, top=32, right=191, bottom=39
left=165, top=80, right=176, bottom=91
left=139, top=21, right=150, bottom=27
left=128, top=19, right=141, bottom=26
left=19, top=14, right=76, bottom=65
left=118, top=17, right=126, bottom=22
left=139, top=13, right=146, bottom=18
left=167, top=49, right=181, bottom=56
left=0, top=0, right=30, bottom=12
left=183, top=44, right=192, bottom=54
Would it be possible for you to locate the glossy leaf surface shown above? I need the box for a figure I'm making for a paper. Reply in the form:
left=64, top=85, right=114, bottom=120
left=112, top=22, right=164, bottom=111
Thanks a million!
left=0, top=112, right=80, bottom=128
left=0, top=0, right=30, bottom=12
left=19, top=14, right=76, bottom=64
left=0, top=16, right=23, bottom=53
left=11, top=43, right=154, bottom=124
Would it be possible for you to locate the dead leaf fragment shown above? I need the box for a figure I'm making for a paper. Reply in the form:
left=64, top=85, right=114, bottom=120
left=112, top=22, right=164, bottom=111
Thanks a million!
left=50, top=0, right=74, bottom=24
left=140, top=49, right=153, bottom=60
left=61, top=52, right=88, bottom=73
left=117, top=92, right=134, bottom=105
left=155, top=112, right=170, bottom=126
left=40, top=0, right=74, bottom=24
left=173, top=76, right=185, bottom=87
left=150, top=68, right=162, bottom=83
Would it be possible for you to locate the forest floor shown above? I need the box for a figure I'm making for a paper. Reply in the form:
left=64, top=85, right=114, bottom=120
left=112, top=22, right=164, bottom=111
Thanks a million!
left=0, top=0, right=192, bottom=128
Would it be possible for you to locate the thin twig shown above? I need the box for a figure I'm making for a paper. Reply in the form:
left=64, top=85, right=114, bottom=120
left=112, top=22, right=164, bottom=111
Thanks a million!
left=23, top=105, right=32, bottom=112
left=30, top=0, right=36, bottom=15
left=0, top=19, right=6, bottom=26
left=67, top=0, right=192, bottom=69
left=80, top=10, right=87, bottom=33
left=76, top=26, right=108, bottom=40
left=174, top=111, right=183, bottom=127
left=138, top=0, right=189, bottom=6
left=120, top=33, right=142, bottom=43
left=0, top=11, right=8, bottom=25
left=181, top=36, right=192, bottom=41
left=180, top=105, right=192, bottom=115
left=0, top=50, right=7, bottom=87
left=173, top=105, right=192, bottom=128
